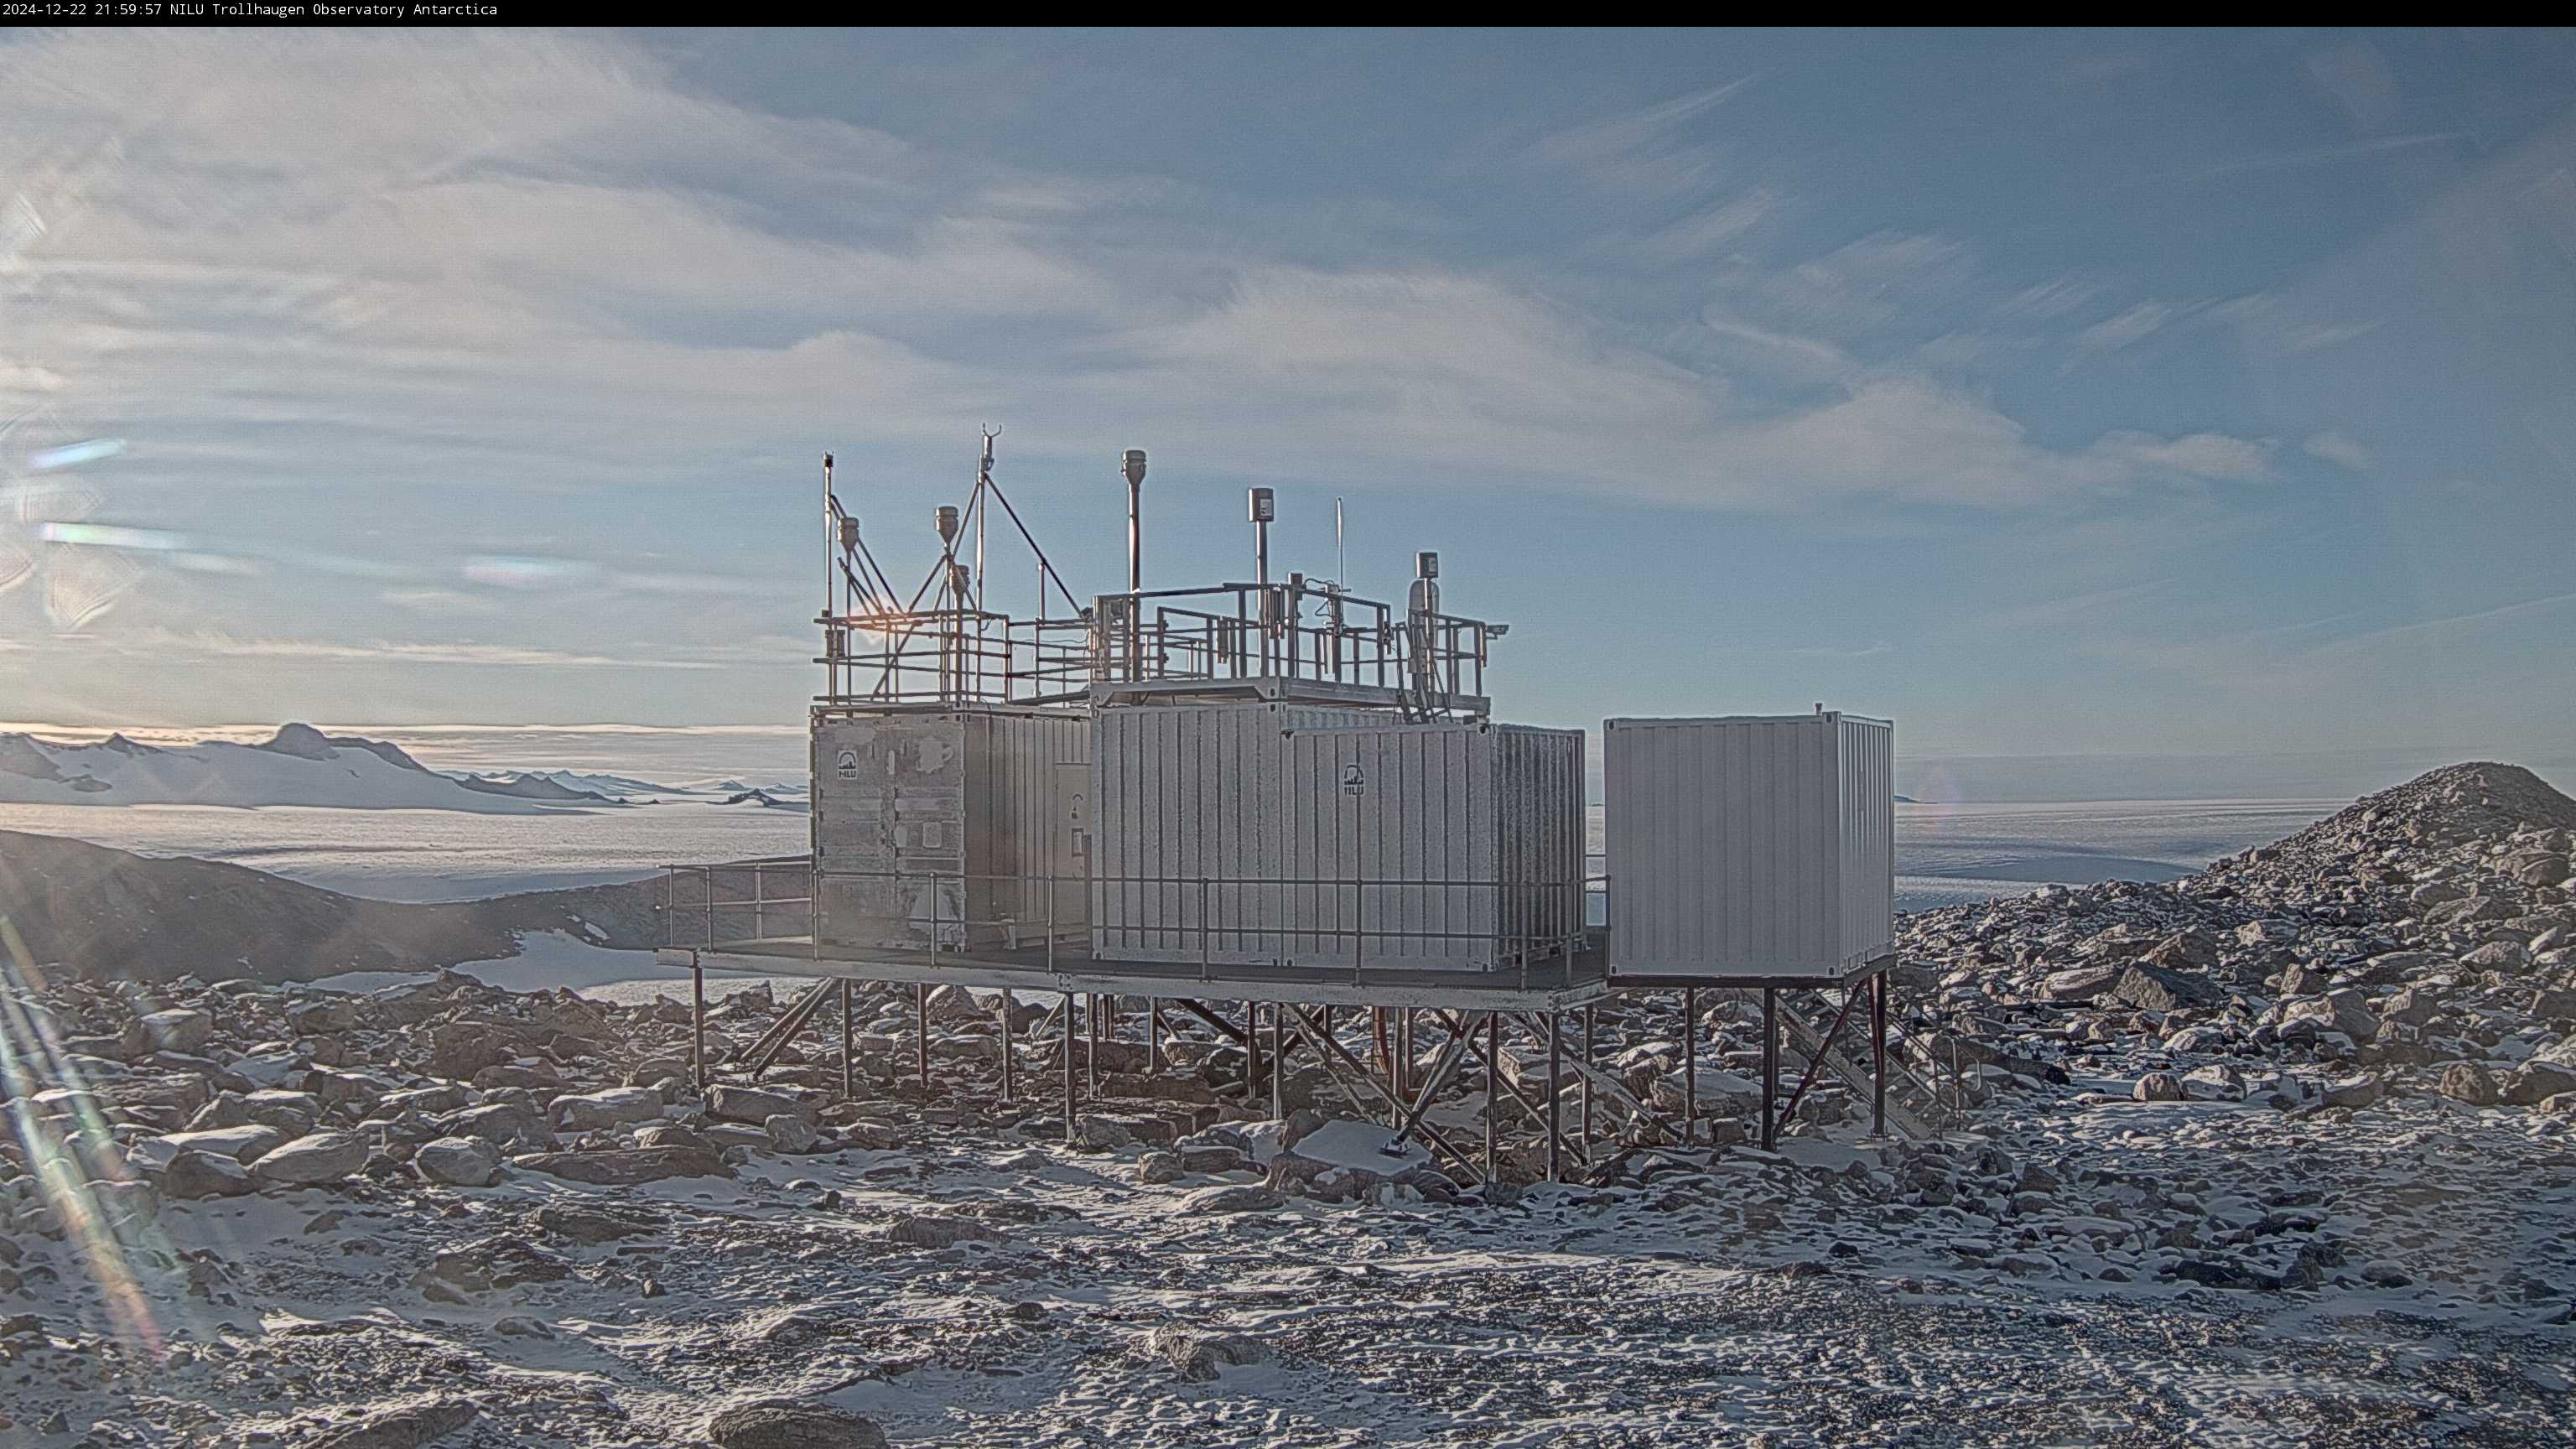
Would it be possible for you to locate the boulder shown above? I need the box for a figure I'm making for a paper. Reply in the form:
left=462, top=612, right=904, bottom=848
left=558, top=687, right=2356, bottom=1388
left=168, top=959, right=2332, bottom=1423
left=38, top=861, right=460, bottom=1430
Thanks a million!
left=2439, top=1061, right=2501, bottom=1107
left=428, top=1023, right=506, bottom=1080
left=1179, top=1184, right=1285, bottom=1215
left=308, top=1397, right=480, bottom=1449
left=2502, top=1059, right=2576, bottom=1107
left=764, top=1114, right=819, bottom=1154
left=162, top=1150, right=255, bottom=1200
left=138, top=1009, right=213, bottom=1054
left=705, top=1400, right=888, bottom=1449
left=132, top=1124, right=288, bottom=1171
left=552, top=1087, right=663, bottom=1132
left=708, top=1083, right=818, bottom=1128
left=1145, top=1323, right=1271, bottom=1381
left=2110, top=963, right=2222, bottom=1013
left=2132, top=1072, right=2187, bottom=1103
left=250, top=1131, right=370, bottom=1187
left=886, top=1213, right=1005, bottom=1248
left=413, top=1135, right=504, bottom=1187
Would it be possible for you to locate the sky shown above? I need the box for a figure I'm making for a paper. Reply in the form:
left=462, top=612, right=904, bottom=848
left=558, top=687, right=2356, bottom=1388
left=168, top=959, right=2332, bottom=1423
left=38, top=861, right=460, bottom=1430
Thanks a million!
left=3, top=28, right=2573, bottom=769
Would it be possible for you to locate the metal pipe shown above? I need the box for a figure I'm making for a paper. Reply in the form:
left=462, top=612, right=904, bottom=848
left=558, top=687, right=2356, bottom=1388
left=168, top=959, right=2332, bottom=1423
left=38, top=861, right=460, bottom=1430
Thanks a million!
left=1062, top=990, right=1077, bottom=1142
left=1581, top=1005, right=1595, bottom=1150
left=1484, top=1012, right=1499, bottom=1182
left=916, top=982, right=930, bottom=1090
left=1269, top=1003, right=1285, bottom=1119
left=1535, top=1010, right=1555, bottom=1181
left=1123, top=449, right=1146, bottom=593
left=840, top=979, right=854, bottom=1098
left=1000, top=990, right=1015, bottom=1105
left=1761, top=987, right=1779, bottom=1152
left=692, top=950, right=706, bottom=1091
left=1682, top=987, right=1696, bottom=1145
left=1872, top=972, right=1888, bottom=1139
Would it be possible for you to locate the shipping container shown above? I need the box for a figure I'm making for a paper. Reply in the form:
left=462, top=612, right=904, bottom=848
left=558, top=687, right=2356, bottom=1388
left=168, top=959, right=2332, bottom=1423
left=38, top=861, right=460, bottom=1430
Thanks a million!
left=1089, top=701, right=1375, bottom=961
left=812, top=709, right=1091, bottom=950
left=1092, top=704, right=1585, bottom=972
left=1603, top=713, right=1893, bottom=980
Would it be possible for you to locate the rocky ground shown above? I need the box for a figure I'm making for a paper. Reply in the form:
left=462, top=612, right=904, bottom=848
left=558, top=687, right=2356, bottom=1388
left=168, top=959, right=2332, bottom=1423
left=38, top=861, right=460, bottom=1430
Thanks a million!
left=2, top=763, right=2572, bottom=1446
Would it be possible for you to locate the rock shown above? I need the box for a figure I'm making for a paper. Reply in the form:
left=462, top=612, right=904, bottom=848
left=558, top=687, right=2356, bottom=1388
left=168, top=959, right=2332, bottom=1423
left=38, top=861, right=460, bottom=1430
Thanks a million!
left=705, top=1400, right=888, bottom=1449
left=764, top=1114, right=819, bottom=1153
left=512, top=1146, right=733, bottom=1185
left=2143, top=928, right=2220, bottom=972
left=1179, top=1184, right=1285, bottom=1215
left=419, top=1238, right=570, bottom=1296
left=2460, top=939, right=2530, bottom=972
left=2132, top=1072, right=2188, bottom=1103
left=1138, top=1150, right=1186, bottom=1184
left=2502, top=1059, right=2576, bottom=1107
left=133, top=1124, right=288, bottom=1170
left=2039, top=966, right=2120, bottom=1002
left=886, top=1213, right=1005, bottom=1248
left=249, top=1131, right=369, bottom=1187
left=1145, top=1323, right=1271, bottom=1381
left=2439, top=1061, right=2501, bottom=1107
left=138, top=1008, right=213, bottom=1053
left=553, top=1087, right=664, bottom=1131
left=2319, top=1075, right=2382, bottom=1110
left=428, top=1023, right=506, bottom=1080
left=413, top=1136, right=503, bottom=1187
left=2511, top=854, right=2571, bottom=887
left=162, top=1150, right=255, bottom=1200
left=534, top=1202, right=661, bottom=1243
left=434, top=1102, right=553, bottom=1150
left=2110, top=963, right=2221, bottom=1013
left=708, top=1083, right=818, bottom=1127
left=308, top=1396, right=480, bottom=1449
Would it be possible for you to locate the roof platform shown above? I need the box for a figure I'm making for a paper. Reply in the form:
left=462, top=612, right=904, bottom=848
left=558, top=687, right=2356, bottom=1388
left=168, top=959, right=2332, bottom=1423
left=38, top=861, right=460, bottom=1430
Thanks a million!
left=657, top=937, right=1615, bottom=1011
left=1081, top=674, right=1488, bottom=715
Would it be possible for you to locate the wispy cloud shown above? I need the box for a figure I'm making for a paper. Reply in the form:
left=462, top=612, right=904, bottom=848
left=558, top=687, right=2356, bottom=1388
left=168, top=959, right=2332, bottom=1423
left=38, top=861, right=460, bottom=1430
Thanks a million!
left=2303, top=430, right=2373, bottom=471
left=1525, top=79, right=1753, bottom=195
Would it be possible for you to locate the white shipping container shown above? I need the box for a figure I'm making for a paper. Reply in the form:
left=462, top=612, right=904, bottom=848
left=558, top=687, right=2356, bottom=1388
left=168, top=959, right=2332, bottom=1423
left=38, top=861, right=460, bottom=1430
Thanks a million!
left=1604, top=713, right=1893, bottom=980
left=813, top=709, right=1091, bottom=949
left=1091, top=705, right=1585, bottom=972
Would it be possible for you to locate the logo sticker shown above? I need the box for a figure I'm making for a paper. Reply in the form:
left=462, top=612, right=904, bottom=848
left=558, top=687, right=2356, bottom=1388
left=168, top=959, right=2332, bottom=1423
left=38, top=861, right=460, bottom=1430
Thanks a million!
left=1341, top=762, right=1366, bottom=796
left=834, top=748, right=860, bottom=781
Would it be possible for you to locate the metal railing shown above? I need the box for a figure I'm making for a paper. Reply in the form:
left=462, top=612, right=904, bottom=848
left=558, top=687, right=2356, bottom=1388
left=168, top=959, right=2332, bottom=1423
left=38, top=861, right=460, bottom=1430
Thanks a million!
left=662, top=857, right=1587, bottom=981
left=813, top=582, right=1496, bottom=712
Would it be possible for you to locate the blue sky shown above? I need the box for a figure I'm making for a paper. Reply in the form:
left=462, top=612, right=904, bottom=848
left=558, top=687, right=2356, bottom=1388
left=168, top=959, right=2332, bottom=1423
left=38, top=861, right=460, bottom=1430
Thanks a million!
left=3, top=28, right=2573, bottom=763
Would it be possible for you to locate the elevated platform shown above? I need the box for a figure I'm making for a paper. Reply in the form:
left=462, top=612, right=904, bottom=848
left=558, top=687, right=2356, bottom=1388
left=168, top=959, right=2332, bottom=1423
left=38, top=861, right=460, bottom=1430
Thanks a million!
left=657, top=937, right=1614, bottom=1011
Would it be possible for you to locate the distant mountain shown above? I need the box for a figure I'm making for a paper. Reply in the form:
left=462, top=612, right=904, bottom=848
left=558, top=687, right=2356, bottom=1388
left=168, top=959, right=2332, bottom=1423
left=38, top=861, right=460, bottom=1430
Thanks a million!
left=720, top=787, right=809, bottom=811
left=449, top=772, right=621, bottom=804
left=0, top=724, right=584, bottom=813
left=0, top=828, right=662, bottom=984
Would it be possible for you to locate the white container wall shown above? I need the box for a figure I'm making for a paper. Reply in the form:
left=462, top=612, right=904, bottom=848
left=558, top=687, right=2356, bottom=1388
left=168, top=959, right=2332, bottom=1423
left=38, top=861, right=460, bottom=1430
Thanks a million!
left=1603, top=712, right=1894, bottom=980
left=1092, top=706, right=1585, bottom=972
left=813, top=709, right=1091, bottom=949
left=1089, top=702, right=1374, bottom=961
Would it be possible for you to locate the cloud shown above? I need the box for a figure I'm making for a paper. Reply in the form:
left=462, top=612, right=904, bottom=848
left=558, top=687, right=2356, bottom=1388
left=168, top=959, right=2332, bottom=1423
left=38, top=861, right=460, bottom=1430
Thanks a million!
left=2076, top=301, right=2176, bottom=351
left=2303, top=430, right=2373, bottom=471
left=1525, top=80, right=1752, bottom=195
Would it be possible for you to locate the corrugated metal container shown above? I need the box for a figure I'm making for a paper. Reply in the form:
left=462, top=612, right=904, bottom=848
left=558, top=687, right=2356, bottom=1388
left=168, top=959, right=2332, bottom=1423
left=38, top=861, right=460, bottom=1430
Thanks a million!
left=1604, top=712, right=1894, bottom=980
left=1092, top=705, right=1584, bottom=972
left=1089, top=702, right=1374, bottom=961
left=813, top=709, right=1090, bottom=949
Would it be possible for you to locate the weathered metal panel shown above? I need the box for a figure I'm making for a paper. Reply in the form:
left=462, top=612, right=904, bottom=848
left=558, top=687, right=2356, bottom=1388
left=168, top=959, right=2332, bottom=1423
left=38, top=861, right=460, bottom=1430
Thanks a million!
left=813, top=709, right=1088, bottom=949
left=1090, top=701, right=1372, bottom=961
left=1092, top=708, right=1582, bottom=972
left=1603, top=713, right=1893, bottom=979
